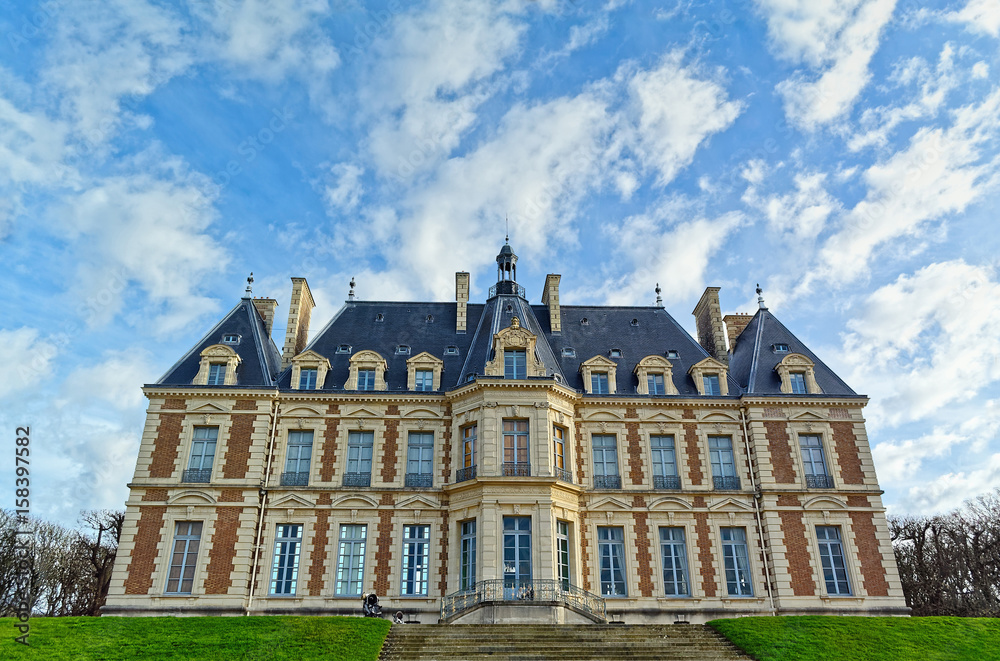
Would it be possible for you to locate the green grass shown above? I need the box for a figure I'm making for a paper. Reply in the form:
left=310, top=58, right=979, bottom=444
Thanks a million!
left=709, top=616, right=1000, bottom=661
left=0, top=615, right=391, bottom=660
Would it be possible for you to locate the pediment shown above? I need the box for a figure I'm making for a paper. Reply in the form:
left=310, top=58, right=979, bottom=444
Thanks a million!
left=779, top=353, right=815, bottom=367
left=581, top=355, right=617, bottom=368
left=803, top=496, right=847, bottom=510
left=168, top=490, right=216, bottom=506
left=788, top=410, right=826, bottom=421
left=648, top=496, right=693, bottom=511
left=708, top=497, right=754, bottom=512
left=284, top=405, right=324, bottom=417
left=402, top=407, right=442, bottom=419
left=689, top=356, right=727, bottom=372
left=643, top=411, right=683, bottom=422
left=188, top=402, right=228, bottom=414
left=635, top=355, right=672, bottom=371
left=700, top=411, right=739, bottom=423
left=350, top=350, right=387, bottom=364
left=291, top=350, right=331, bottom=366
left=396, top=494, right=440, bottom=509
left=331, top=494, right=380, bottom=508
left=495, top=325, right=536, bottom=347
left=583, top=410, right=624, bottom=421
left=341, top=405, right=381, bottom=418
left=407, top=351, right=443, bottom=366
left=270, top=493, right=315, bottom=509
left=588, top=496, right=632, bottom=511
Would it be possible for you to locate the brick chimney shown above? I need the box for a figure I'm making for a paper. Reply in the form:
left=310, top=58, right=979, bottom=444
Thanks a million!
left=723, top=313, right=753, bottom=353
left=252, top=298, right=278, bottom=340
left=693, top=287, right=728, bottom=364
left=541, top=274, right=561, bottom=333
left=455, top=272, right=469, bottom=333
left=281, top=278, right=315, bottom=369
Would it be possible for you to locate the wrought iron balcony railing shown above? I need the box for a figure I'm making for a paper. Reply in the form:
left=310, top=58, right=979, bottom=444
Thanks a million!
left=405, top=473, right=433, bottom=488
left=593, top=474, right=622, bottom=489
left=181, top=469, right=211, bottom=483
left=502, top=462, right=531, bottom=477
left=342, top=472, right=371, bottom=487
left=455, top=466, right=477, bottom=483
left=441, top=579, right=607, bottom=623
left=806, top=474, right=835, bottom=488
left=653, top=474, right=681, bottom=490
left=488, top=282, right=526, bottom=299
left=713, top=475, right=741, bottom=490
left=281, top=471, right=309, bottom=487
left=555, top=467, right=573, bottom=484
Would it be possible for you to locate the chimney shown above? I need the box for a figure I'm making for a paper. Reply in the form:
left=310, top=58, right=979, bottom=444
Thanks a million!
left=253, top=298, right=279, bottom=340
left=693, top=287, right=728, bottom=364
left=281, top=277, right=315, bottom=369
left=455, top=272, right=469, bottom=333
left=723, top=313, right=753, bottom=353
left=541, top=274, right=561, bottom=333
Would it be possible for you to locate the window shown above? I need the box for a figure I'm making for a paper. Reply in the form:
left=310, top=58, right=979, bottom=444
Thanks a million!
left=660, top=527, right=690, bottom=596
left=445, top=345, right=459, bottom=356
left=557, top=521, right=571, bottom=590
left=337, top=344, right=352, bottom=354
left=553, top=426, right=568, bottom=481
left=816, top=526, right=851, bottom=595
left=396, top=345, right=410, bottom=355
left=790, top=372, right=807, bottom=394
left=460, top=521, right=476, bottom=591
left=650, top=435, right=679, bottom=489
left=299, top=368, right=318, bottom=390
left=414, top=369, right=434, bottom=391
left=666, top=350, right=680, bottom=359
left=647, top=373, right=666, bottom=395
left=721, top=527, right=753, bottom=596
left=405, top=432, right=433, bottom=487
left=426, top=314, right=434, bottom=323
left=184, top=427, right=217, bottom=483
left=375, top=313, right=384, bottom=322
left=709, top=435, right=739, bottom=490
left=630, top=318, right=639, bottom=327
left=357, top=369, right=376, bottom=391
left=335, top=524, right=367, bottom=596
left=222, top=333, right=240, bottom=344
left=270, top=524, right=302, bottom=595
left=502, top=420, right=529, bottom=475
left=207, top=363, right=226, bottom=386
left=561, top=347, right=576, bottom=357
left=591, top=372, right=609, bottom=394
left=800, top=434, right=832, bottom=488
left=165, top=522, right=202, bottom=594
left=773, top=343, right=789, bottom=353
left=703, top=374, right=721, bottom=396
left=401, top=525, right=430, bottom=595
left=609, top=348, right=622, bottom=358
left=504, top=349, right=526, bottom=379
left=592, top=435, right=620, bottom=489
left=457, top=425, right=476, bottom=482
left=598, top=527, right=627, bottom=596
left=344, top=431, right=374, bottom=487
left=282, top=430, right=313, bottom=486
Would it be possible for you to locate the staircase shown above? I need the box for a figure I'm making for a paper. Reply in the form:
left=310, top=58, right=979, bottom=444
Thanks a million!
left=378, top=624, right=753, bottom=660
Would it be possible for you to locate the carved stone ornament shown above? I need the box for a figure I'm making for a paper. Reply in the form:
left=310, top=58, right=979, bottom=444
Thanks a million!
left=510, top=405, right=519, bottom=417
left=822, top=510, right=830, bottom=523
left=202, top=414, right=212, bottom=425
left=727, top=512, right=736, bottom=524
left=297, top=417, right=305, bottom=429
left=534, top=401, right=550, bottom=409
left=485, top=401, right=499, bottom=408
left=357, top=418, right=366, bottom=429
left=413, top=509, right=422, bottom=521
left=605, top=511, right=613, bottom=523
left=713, top=423, right=722, bottom=433
left=667, top=511, right=675, bottom=523
left=186, top=506, right=194, bottom=517
left=600, top=421, right=608, bottom=433
left=351, top=509, right=358, bottom=522
left=510, top=316, right=520, bottom=329
left=286, top=508, right=294, bottom=520
left=458, top=411, right=466, bottom=424
left=657, top=422, right=668, bottom=432
left=805, top=422, right=814, bottom=432
left=513, top=504, right=521, bottom=515
left=556, top=411, right=564, bottom=423
left=418, top=419, right=426, bottom=430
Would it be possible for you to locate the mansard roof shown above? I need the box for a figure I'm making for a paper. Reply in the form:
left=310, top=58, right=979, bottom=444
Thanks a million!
left=156, top=298, right=283, bottom=387
left=728, top=308, right=857, bottom=396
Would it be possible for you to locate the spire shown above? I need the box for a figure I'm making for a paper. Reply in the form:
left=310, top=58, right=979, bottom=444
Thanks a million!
left=756, top=283, right=766, bottom=310
left=244, top=272, right=254, bottom=298
left=492, top=239, right=523, bottom=298
left=349, top=277, right=356, bottom=301
left=655, top=283, right=663, bottom=307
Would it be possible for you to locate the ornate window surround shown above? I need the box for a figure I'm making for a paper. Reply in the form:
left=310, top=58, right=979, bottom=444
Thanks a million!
left=193, top=344, right=241, bottom=386
left=688, top=357, right=729, bottom=396
left=580, top=355, right=618, bottom=394
left=290, top=349, right=332, bottom=391
left=634, top=355, right=678, bottom=395
left=482, top=316, right=547, bottom=378
left=407, top=351, right=444, bottom=391
left=344, top=350, right=388, bottom=391
left=775, top=353, right=822, bottom=394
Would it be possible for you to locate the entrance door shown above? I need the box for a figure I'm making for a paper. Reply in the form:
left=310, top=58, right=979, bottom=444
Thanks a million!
left=502, top=517, right=532, bottom=599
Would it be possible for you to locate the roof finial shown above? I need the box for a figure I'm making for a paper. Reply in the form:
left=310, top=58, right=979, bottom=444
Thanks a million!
left=505, top=214, right=509, bottom=244
left=655, top=283, right=663, bottom=307
left=244, top=272, right=254, bottom=298
left=349, top=277, right=356, bottom=301
left=756, top=283, right=766, bottom=309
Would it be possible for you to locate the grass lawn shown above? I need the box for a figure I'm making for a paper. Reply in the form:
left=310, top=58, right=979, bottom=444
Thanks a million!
left=0, top=615, right=391, bottom=660
left=709, top=616, right=1000, bottom=661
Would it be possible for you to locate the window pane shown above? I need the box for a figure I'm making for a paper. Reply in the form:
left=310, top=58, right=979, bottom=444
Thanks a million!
left=347, top=431, right=374, bottom=474
left=402, top=525, right=431, bottom=595
left=597, top=527, right=627, bottom=596
left=285, top=431, right=314, bottom=475
left=207, top=363, right=226, bottom=386
left=407, top=432, right=434, bottom=475
left=188, top=427, right=219, bottom=470
left=557, top=521, right=571, bottom=590
left=504, top=350, right=526, bottom=379
left=463, top=425, right=477, bottom=468
left=299, top=368, right=317, bottom=390
left=703, top=374, right=720, bottom=395
left=709, top=436, right=736, bottom=478
left=660, top=527, right=689, bottom=596
left=460, top=520, right=476, bottom=591
left=799, top=435, right=828, bottom=477
left=358, top=369, right=375, bottom=390
left=592, top=372, right=609, bottom=394
left=166, top=521, right=202, bottom=594
left=335, top=525, right=367, bottom=596
left=592, top=435, right=618, bottom=477
left=503, top=420, right=529, bottom=464
left=650, top=435, right=676, bottom=478
left=790, top=372, right=806, bottom=394
left=817, top=526, right=851, bottom=595
left=721, top=527, right=753, bottom=596
left=415, top=370, right=434, bottom=391
left=270, top=524, right=302, bottom=595
left=553, top=426, right=565, bottom=470
left=648, top=373, right=665, bottom=395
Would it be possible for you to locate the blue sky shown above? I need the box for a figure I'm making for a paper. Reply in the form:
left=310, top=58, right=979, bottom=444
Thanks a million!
left=2, top=0, right=999, bottom=527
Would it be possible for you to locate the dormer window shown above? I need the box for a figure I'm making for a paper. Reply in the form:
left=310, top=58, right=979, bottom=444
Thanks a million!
left=222, top=334, right=240, bottom=345
left=630, top=319, right=638, bottom=326
left=790, top=372, right=807, bottom=394
left=688, top=357, right=729, bottom=396
left=581, top=355, right=618, bottom=394
left=345, top=351, right=388, bottom=391
left=776, top=353, right=822, bottom=394
left=207, top=363, right=226, bottom=386
left=407, top=352, right=444, bottom=392
left=194, top=344, right=241, bottom=387
left=581, top=318, right=589, bottom=326
left=773, top=343, right=789, bottom=353
left=290, top=350, right=331, bottom=391
left=666, top=350, right=680, bottom=359
left=445, top=346, right=459, bottom=356
left=426, top=314, right=434, bottom=323
left=561, top=347, right=576, bottom=357
left=703, top=374, right=721, bottom=396
left=299, top=368, right=317, bottom=390
left=337, top=344, right=352, bottom=354
left=375, top=313, right=384, bottom=322
left=592, top=372, right=610, bottom=394
left=609, top=348, right=622, bottom=358
left=396, top=345, right=411, bottom=356
left=504, top=349, right=526, bottom=379
left=634, top=355, right=677, bottom=396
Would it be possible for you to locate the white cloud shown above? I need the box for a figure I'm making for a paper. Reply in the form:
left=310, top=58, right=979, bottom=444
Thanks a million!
left=807, top=86, right=1000, bottom=287
left=743, top=170, right=839, bottom=241
left=841, top=260, right=1000, bottom=426
left=58, top=350, right=156, bottom=411
left=904, top=452, right=1000, bottom=514
left=624, top=51, right=743, bottom=186
left=947, top=0, right=1000, bottom=37
left=323, top=162, right=365, bottom=213
left=872, top=429, right=965, bottom=484
left=757, top=0, right=898, bottom=129
left=0, top=328, right=59, bottom=400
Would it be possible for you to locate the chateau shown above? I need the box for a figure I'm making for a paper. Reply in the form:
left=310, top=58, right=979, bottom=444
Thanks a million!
left=105, top=242, right=908, bottom=623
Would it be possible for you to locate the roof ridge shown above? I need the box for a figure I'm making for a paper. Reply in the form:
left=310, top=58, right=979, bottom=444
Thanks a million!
left=746, top=309, right=766, bottom=394
left=244, top=299, right=275, bottom=387
left=154, top=301, right=243, bottom=384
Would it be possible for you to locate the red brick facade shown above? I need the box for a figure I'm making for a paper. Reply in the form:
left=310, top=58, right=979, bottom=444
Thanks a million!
left=625, top=414, right=645, bottom=486
left=437, top=507, right=450, bottom=596
left=148, top=413, right=184, bottom=478
left=222, top=413, right=256, bottom=479
left=123, top=506, right=166, bottom=595
left=683, top=422, right=704, bottom=486
left=850, top=511, right=890, bottom=596
left=308, top=510, right=331, bottom=596
left=319, top=407, right=342, bottom=482
left=204, top=507, right=243, bottom=594
left=832, top=421, right=865, bottom=484
left=381, top=406, right=400, bottom=483
left=374, top=493, right=396, bottom=596
left=693, top=511, right=716, bottom=597
left=778, top=509, right=816, bottom=596
left=632, top=496, right=654, bottom=597
left=764, top=421, right=797, bottom=484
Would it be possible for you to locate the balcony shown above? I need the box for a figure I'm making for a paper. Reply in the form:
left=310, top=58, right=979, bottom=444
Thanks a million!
left=281, top=471, right=310, bottom=486
left=181, top=469, right=211, bottom=483
left=555, top=467, right=573, bottom=484
left=653, top=474, right=681, bottom=490
left=806, top=474, right=835, bottom=489
left=593, top=474, right=621, bottom=489
left=342, top=472, right=371, bottom=487
left=405, top=473, right=433, bottom=488
left=456, top=466, right=477, bottom=483
left=489, top=282, right=526, bottom=299
left=502, top=462, right=531, bottom=477
left=713, top=475, right=741, bottom=490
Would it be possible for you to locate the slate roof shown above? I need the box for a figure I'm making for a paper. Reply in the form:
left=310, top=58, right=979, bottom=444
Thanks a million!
left=156, top=298, right=283, bottom=387
left=728, top=308, right=857, bottom=396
